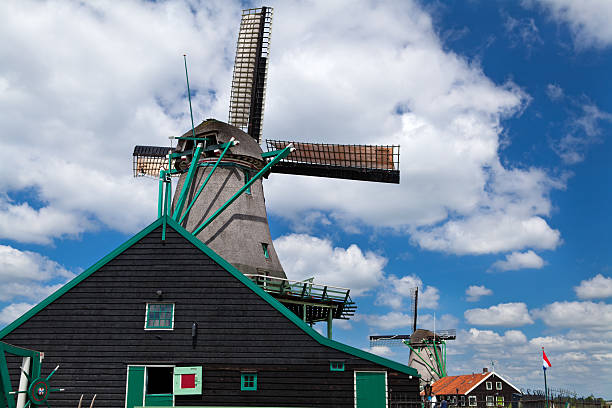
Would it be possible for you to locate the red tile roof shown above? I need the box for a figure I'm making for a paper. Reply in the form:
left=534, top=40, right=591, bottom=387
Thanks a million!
left=431, top=372, right=491, bottom=395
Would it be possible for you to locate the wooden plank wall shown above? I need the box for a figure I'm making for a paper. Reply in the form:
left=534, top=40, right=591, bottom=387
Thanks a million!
left=2, top=226, right=418, bottom=407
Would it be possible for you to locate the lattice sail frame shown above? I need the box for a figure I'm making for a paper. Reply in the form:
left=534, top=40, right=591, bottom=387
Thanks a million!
left=228, top=7, right=273, bottom=143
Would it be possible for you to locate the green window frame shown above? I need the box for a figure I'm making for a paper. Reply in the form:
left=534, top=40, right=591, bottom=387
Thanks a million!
left=145, top=303, right=174, bottom=330
left=244, top=170, right=251, bottom=195
left=261, top=243, right=269, bottom=259
left=330, top=361, right=345, bottom=371
left=241, top=373, right=257, bottom=391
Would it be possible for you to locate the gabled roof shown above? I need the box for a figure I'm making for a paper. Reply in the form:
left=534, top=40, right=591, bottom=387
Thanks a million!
left=0, top=216, right=419, bottom=377
left=431, top=371, right=522, bottom=395
left=432, top=372, right=491, bottom=395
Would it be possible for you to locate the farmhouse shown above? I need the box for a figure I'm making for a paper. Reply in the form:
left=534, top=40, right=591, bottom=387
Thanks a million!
left=429, top=369, right=521, bottom=408
left=0, top=217, right=419, bottom=407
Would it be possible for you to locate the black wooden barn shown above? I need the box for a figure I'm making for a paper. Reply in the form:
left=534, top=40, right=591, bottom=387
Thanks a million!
left=0, top=216, right=419, bottom=408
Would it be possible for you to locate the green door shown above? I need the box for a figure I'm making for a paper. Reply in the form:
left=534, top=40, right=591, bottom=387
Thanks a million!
left=355, top=371, right=386, bottom=408
left=126, top=366, right=145, bottom=408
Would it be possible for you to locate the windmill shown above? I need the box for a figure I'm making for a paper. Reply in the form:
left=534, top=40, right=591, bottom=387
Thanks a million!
left=132, top=7, right=399, bottom=332
left=369, top=288, right=456, bottom=385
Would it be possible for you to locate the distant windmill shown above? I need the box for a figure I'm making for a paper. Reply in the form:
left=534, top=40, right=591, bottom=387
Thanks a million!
left=132, top=7, right=399, bottom=330
left=369, top=288, right=456, bottom=385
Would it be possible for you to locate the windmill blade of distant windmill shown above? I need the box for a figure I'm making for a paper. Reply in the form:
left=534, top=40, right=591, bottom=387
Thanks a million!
left=133, top=145, right=174, bottom=178
left=228, top=7, right=273, bottom=144
left=266, top=140, right=400, bottom=184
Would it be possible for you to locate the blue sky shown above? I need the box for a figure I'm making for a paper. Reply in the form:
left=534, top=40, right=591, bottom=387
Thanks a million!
left=1, top=0, right=611, bottom=398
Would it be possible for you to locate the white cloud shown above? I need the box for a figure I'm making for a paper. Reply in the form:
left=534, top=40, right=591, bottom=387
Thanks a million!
left=0, top=303, right=35, bottom=325
left=531, top=0, right=612, bottom=48
left=546, top=84, right=564, bottom=101
left=465, top=302, right=534, bottom=327
left=262, top=1, right=562, bottom=256
left=376, top=274, right=439, bottom=310
left=466, top=285, right=493, bottom=302
left=0, top=0, right=240, bottom=244
left=274, top=234, right=386, bottom=296
left=461, top=328, right=528, bottom=346
left=504, top=14, right=543, bottom=52
left=491, top=250, right=545, bottom=272
left=0, top=245, right=74, bottom=303
left=364, top=345, right=395, bottom=358
left=360, top=311, right=458, bottom=332
left=575, top=274, right=612, bottom=299
left=533, top=301, right=612, bottom=330
left=553, top=104, right=612, bottom=164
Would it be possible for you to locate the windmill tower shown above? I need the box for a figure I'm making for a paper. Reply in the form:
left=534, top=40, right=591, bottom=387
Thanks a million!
left=369, top=288, right=456, bottom=385
left=133, top=7, right=399, bottom=331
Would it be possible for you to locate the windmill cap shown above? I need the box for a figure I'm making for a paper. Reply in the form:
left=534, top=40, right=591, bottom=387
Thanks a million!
left=176, top=119, right=266, bottom=167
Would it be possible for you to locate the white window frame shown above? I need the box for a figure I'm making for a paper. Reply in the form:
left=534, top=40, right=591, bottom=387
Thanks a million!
left=496, top=381, right=502, bottom=390
left=469, top=396, right=477, bottom=406
left=144, top=302, right=175, bottom=331
left=461, top=395, right=466, bottom=406
left=486, top=381, right=492, bottom=390
left=486, top=396, right=495, bottom=406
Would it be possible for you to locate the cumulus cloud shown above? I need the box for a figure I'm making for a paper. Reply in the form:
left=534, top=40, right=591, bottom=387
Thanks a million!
left=364, top=345, right=395, bottom=357
left=533, top=301, right=612, bottom=330
left=0, top=0, right=241, bottom=244
left=274, top=233, right=386, bottom=296
left=376, top=274, right=439, bottom=310
left=491, top=250, right=545, bottom=272
left=0, top=245, right=75, bottom=304
left=0, top=303, right=35, bottom=325
left=262, top=1, right=562, bottom=256
left=462, top=328, right=528, bottom=346
left=360, top=311, right=458, bottom=332
left=574, top=274, right=612, bottom=299
left=465, top=302, right=534, bottom=327
left=530, top=0, right=612, bottom=49
left=466, top=285, right=493, bottom=302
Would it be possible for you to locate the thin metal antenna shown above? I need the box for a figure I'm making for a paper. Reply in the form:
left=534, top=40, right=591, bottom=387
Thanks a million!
left=183, top=54, right=197, bottom=141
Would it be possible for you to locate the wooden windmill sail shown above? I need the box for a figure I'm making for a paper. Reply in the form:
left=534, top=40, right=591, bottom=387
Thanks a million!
left=132, top=6, right=398, bottom=329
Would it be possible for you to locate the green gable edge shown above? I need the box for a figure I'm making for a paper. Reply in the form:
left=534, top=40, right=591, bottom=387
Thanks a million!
left=0, top=216, right=419, bottom=377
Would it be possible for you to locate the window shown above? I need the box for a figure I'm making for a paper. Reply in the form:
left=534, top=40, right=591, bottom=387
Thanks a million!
left=486, top=381, right=492, bottom=390
left=461, top=396, right=466, bottom=406
left=173, top=366, right=202, bottom=395
left=241, top=373, right=257, bottom=391
left=469, top=396, right=477, bottom=406
left=262, top=243, right=269, bottom=259
left=486, top=396, right=495, bottom=406
left=244, top=170, right=251, bottom=195
left=496, top=396, right=504, bottom=406
left=452, top=396, right=457, bottom=404
left=145, top=303, right=174, bottom=329
left=145, top=366, right=174, bottom=406
left=330, top=361, right=345, bottom=371
left=496, top=382, right=502, bottom=390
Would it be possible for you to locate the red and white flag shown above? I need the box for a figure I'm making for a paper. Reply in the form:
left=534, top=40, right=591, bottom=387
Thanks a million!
left=542, top=349, right=552, bottom=370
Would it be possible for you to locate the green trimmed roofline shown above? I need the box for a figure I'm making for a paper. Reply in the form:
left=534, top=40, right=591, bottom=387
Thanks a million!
left=0, top=216, right=419, bottom=377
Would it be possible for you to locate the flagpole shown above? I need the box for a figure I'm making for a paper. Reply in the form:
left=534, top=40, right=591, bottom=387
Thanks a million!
left=543, top=347, right=548, bottom=408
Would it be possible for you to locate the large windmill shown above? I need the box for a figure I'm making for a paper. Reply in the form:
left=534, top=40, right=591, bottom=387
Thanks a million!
left=132, top=7, right=399, bottom=333
left=369, top=288, right=456, bottom=385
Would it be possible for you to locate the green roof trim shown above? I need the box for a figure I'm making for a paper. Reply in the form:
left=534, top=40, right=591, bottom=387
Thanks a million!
left=0, top=216, right=419, bottom=377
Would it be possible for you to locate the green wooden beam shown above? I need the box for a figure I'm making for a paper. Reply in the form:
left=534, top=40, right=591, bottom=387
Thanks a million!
left=172, top=143, right=203, bottom=221
left=204, top=141, right=237, bottom=153
left=158, top=170, right=164, bottom=218
left=178, top=139, right=235, bottom=224
left=192, top=144, right=294, bottom=235
left=261, top=149, right=287, bottom=158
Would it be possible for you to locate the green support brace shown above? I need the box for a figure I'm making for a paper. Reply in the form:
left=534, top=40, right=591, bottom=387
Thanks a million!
left=192, top=144, right=294, bottom=236
left=430, top=340, right=445, bottom=377
left=172, top=143, right=203, bottom=221
left=405, top=342, right=443, bottom=379
left=327, top=309, right=333, bottom=339
left=158, top=170, right=164, bottom=218
left=0, top=342, right=43, bottom=408
left=178, top=138, right=235, bottom=224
